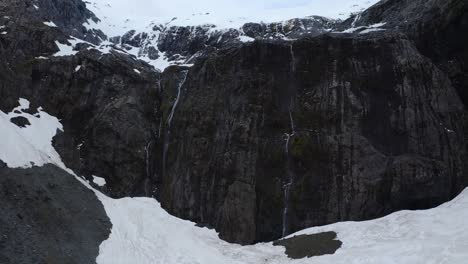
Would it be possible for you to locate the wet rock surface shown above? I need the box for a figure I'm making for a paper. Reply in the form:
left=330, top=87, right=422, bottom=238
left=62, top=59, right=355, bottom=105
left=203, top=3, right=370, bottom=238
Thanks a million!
left=157, top=31, right=468, bottom=244
left=273, top=232, right=342, bottom=259
left=0, top=162, right=111, bottom=264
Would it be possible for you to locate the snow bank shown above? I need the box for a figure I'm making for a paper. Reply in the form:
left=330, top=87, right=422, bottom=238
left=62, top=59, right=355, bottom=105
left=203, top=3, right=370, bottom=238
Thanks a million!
left=95, top=184, right=468, bottom=264
left=0, top=98, right=64, bottom=168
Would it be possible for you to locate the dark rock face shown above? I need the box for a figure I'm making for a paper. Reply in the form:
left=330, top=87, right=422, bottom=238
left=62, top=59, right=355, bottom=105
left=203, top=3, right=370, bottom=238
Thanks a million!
left=157, top=32, right=468, bottom=244
left=0, top=162, right=111, bottom=264
left=0, top=0, right=161, bottom=198
left=273, top=232, right=342, bottom=259
left=342, top=0, right=468, bottom=105
left=37, top=51, right=160, bottom=198
left=242, top=16, right=336, bottom=39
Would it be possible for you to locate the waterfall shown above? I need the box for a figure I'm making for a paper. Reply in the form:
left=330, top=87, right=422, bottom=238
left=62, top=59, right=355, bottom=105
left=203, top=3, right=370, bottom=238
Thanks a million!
left=144, top=141, right=152, bottom=196
left=167, top=70, right=189, bottom=127
left=290, top=44, right=296, bottom=73
left=163, top=70, right=189, bottom=178
left=282, top=102, right=296, bottom=237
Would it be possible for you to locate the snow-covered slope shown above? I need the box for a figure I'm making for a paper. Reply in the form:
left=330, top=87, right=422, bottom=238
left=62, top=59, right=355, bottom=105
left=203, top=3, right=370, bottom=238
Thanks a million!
left=85, top=0, right=380, bottom=36
left=77, top=0, right=381, bottom=71
left=0, top=98, right=64, bottom=168
left=1, top=97, right=468, bottom=263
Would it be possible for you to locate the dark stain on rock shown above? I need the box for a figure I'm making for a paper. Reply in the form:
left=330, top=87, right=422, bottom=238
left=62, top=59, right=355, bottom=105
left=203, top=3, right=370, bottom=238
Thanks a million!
left=273, top=231, right=342, bottom=259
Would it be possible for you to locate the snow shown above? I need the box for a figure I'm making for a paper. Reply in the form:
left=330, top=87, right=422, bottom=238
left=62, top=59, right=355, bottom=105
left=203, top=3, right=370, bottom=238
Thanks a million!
left=340, top=22, right=386, bottom=34
left=0, top=98, right=64, bottom=168
left=94, top=187, right=468, bottom=264
left=359, top=27, right=385, bottom=34
left=33, top=4, right=39, bottom=10
left=44, top=21, right=58, bottom=27
left=0, top=25, right=7, bottom=34
left=1, top=97, right=468, bottom=263
left=53, top=39, right=79, bottom=56
left=133, top=68, right=141, bottom=74
left=93, top=176, right=107, bottom=186
left=53, top=38, right=116, bottom=57
left=75, top=65, right=82, bottom=72
left=239, top=35, right=255, bottom=43
left=80, top=0, right=381, bottom=71
left=84, top=0, right=380, bottom=37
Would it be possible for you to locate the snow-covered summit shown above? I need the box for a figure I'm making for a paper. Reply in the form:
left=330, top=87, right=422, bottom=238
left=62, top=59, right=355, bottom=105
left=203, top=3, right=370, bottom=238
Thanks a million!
left=85, top=0, right=380, bottom=36
left=79, top=0, right=380, bottom=70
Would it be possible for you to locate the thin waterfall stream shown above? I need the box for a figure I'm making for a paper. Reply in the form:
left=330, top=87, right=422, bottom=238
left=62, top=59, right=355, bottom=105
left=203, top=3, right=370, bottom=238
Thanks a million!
left=282, top=103, right=296, bottom=237
left=282, top=45, right=297, bottom=237
left=162, top=70, right=189, bottom=178
left=144, top=141, right=152, bottom=196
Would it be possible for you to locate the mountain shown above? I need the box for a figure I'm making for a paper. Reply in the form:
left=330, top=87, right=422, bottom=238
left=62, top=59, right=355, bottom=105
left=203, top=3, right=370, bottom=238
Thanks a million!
left=0, top=0, right=467, bottom=263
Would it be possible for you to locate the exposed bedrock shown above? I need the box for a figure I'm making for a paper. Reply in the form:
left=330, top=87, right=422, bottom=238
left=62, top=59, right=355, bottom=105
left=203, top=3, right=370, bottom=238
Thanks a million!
left=157, top=33, right=468, bottom=244
left=0, top=162, right=111, bottom=264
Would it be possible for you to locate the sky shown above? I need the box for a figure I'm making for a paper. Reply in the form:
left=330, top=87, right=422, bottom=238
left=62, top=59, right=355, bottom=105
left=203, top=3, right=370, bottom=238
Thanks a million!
left=99, top=0, right=378, bottom=18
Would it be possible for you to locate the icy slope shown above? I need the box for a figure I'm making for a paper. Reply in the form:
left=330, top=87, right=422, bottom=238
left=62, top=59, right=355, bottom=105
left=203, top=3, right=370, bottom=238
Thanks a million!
left=1, top=97, right=468, bottom=263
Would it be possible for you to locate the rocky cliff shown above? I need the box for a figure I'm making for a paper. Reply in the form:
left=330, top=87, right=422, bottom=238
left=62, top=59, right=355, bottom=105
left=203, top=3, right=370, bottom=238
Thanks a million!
left=155, top=0, right=468, bottom=244
left=0, top=0, right=467, bottom=250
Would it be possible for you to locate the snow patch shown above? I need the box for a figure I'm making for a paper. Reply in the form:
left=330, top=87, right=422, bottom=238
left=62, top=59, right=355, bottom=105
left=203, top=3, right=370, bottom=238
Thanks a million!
left=359, top=27, right=385, bottom=34
left=44, top=21, right=58, bottom=27
left=53, top=39, right=79, bottom=56
left=0, top=98, right=64, bottom=168
left=238, top=35, right=255, bottom=43
left=92, top=176, right=106, bottom=187
left=340, top=22, right=386, bottom=34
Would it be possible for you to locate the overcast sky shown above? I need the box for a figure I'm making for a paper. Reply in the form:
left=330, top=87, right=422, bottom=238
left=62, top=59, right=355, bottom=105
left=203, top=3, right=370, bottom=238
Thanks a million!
left=101, top=0, right=378, bottom=18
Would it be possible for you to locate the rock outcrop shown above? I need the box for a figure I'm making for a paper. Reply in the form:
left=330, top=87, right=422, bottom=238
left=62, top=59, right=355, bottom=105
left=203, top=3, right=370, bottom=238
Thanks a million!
left=157, top=32, right=468, bottom=243
left=0, top=162, right=111, bottom=264
left=0, top=0, right=160, bottom=198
